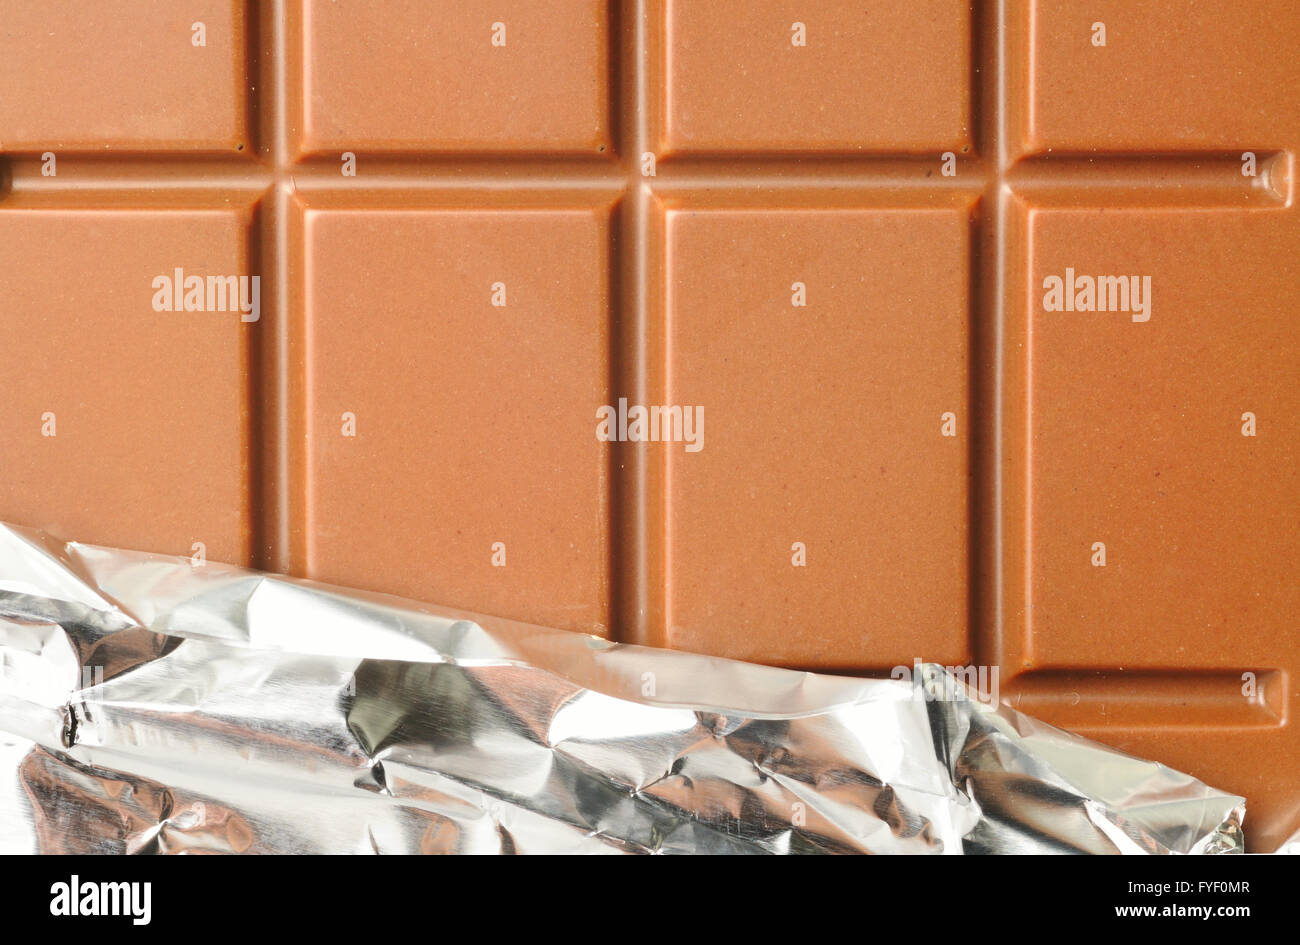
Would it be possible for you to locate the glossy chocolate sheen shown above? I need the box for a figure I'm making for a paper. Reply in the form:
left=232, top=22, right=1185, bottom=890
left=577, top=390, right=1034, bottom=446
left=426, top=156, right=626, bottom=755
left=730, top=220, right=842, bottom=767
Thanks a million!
left=0, top=1, right=1296, bottom=850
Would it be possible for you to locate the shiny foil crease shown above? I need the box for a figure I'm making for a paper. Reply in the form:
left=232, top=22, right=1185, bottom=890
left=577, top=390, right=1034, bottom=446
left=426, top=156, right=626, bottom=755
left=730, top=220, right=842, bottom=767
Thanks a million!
left=0, top=523, right=1244, bottom=854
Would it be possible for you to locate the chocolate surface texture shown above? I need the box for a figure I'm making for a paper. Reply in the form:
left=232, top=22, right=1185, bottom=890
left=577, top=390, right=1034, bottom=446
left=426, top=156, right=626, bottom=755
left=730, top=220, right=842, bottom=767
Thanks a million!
left=0, top=2, right=1296, bottom=851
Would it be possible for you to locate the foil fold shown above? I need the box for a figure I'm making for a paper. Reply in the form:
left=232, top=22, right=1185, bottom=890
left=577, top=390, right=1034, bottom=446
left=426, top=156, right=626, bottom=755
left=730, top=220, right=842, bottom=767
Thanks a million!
left=0, top=523, right=1244, bottom=854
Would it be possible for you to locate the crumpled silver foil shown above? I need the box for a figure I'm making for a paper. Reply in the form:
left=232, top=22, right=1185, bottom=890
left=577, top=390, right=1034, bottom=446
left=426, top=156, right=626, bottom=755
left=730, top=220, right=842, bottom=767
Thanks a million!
left=0, top=522, right=1244, bottom=854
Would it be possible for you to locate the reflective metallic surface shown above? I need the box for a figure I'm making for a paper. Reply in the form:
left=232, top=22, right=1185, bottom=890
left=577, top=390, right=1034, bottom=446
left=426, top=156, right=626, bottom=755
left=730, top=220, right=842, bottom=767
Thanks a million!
left=0, top=523, right=1244, bottom=854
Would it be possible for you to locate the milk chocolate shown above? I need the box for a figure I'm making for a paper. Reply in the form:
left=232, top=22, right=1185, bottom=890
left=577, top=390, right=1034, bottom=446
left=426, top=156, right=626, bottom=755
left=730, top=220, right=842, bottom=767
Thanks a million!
left=0, top=1, right=1296, bottom=850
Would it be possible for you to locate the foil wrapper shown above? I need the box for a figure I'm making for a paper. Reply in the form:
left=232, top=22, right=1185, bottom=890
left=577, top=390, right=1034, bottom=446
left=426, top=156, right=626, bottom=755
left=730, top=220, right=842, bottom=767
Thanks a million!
left=0, top=523, right=1244, bottom=854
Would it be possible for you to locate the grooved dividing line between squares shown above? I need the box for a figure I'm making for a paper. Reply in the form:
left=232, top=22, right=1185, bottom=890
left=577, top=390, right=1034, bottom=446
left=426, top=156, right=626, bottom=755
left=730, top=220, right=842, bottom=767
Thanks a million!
left=0, top=0, right=1288, bottom=724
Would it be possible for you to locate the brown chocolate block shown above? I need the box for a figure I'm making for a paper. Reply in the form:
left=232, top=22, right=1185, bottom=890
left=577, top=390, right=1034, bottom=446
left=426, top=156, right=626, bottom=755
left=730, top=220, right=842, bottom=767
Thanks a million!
left=660, top=0, right=972, bottom=154
left=1018, top=0, right=1300, bottom=154
left=299, top=198, right=613, bottom=633
left=298, top=0, right=610, bottom=154
left=0, top=1, right=248, bottom=152
left=1022, top=207, right=1298, bottom=669
left=659, top=203, right=969, bottom=668
left=0, top=199, right=255, bottom=564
